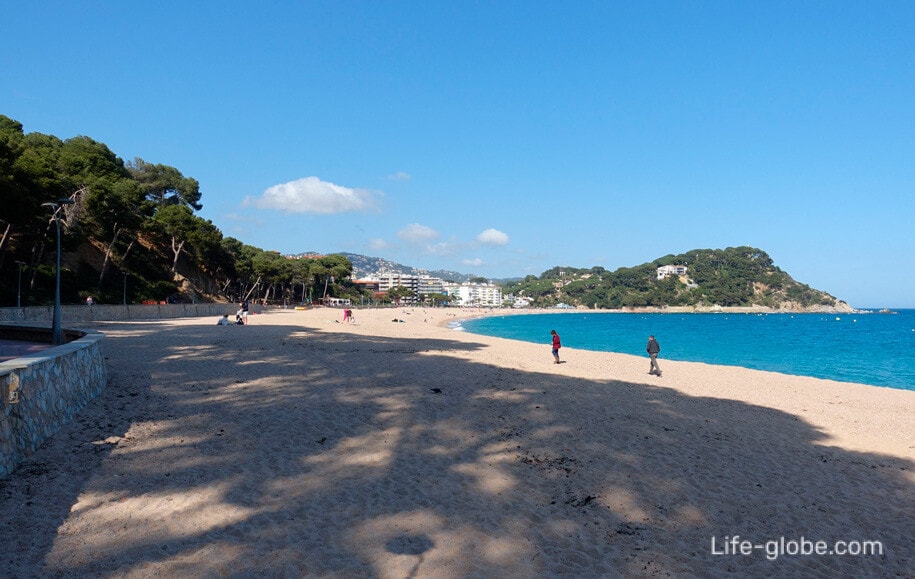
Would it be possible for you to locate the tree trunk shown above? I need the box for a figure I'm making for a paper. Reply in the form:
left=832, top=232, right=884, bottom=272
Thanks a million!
left=171, top=237, right=185, bottom=272
left=0, top=221, right=11, bottom=270
left=243, top=277, right=261, bottom=302
left=121, top=237, right=136, bottom=264
left=99, top=224, right=121, bottom=288
left=30, top=242, right=46, bottom=290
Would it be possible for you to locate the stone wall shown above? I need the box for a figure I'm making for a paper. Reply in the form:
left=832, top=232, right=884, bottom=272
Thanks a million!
left=0, top=302, right=255, bottom=324
left=0, top=330, right=107, bottom=478
left=0, top=304, right=263, bottom=478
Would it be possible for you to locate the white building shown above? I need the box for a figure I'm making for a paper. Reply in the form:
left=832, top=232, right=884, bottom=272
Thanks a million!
left=444, top=282, right=503, bottom=307
left=417, top=276, right=443, bottom=295
left=657, top=265, right=688, bottom=280
left=511, top=296, right=532, bottom=309
left=377, top=274, right=419, bottom=293
left=378, top=274, right=444, bottom=300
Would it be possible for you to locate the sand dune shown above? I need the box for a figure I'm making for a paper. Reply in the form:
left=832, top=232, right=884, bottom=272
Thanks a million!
left=1, top=307, right=912, bottom=577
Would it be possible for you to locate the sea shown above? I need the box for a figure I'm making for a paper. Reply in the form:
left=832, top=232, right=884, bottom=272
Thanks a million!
left=454, top=309, right=915, bottom=392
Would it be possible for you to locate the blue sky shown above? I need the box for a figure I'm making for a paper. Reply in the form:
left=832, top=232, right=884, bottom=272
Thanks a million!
left=3, top=2, right=913, bottom=307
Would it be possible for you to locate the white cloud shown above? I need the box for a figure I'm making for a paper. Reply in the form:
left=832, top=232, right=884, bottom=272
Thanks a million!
left=476, top=228, right=509, bottom=246
left=369, top=238, right=389, bottom=251
left=463, top=258, right=484, bottom=267
left=426, top=241, right=460, bottom=256
left=397, top=223, right=439, bottom=243
left=250, top=176, right=377, bottom=214
left=387, top=171, right=412, bottom=181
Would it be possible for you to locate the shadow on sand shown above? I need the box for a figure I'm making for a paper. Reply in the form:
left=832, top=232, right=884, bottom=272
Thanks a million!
left=1, top=320, right=911, bottom=576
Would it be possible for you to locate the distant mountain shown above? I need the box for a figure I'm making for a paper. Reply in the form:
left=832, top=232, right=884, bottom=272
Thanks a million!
left=337, top=253, right=476, bottom=283
left=287, top=252, right=522, bottom=284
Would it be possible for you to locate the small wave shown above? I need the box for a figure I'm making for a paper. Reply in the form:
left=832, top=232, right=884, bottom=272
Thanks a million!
left=447, top=321, right=464, bottom=331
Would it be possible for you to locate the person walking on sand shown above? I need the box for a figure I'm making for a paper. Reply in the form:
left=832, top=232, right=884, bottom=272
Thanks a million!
left=551, top=329, right=562, bottom=364
left=646, top=335, right=662, bottom=376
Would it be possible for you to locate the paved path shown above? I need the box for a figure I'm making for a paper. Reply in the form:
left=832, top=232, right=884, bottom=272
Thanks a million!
left=0, top=338, right=53, bottom=362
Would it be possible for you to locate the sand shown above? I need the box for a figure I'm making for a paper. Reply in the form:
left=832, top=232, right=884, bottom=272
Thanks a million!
left=1, top=306, right=912, bottom=577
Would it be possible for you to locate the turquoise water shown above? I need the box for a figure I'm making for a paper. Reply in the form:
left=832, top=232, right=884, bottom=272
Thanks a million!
left=457, top=310, right=915, bottom=391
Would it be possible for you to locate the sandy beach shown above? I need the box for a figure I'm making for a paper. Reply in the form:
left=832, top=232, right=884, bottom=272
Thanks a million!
left=1, top=306, right=912, bottom=577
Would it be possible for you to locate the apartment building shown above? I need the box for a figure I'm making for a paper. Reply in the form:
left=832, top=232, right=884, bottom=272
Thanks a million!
left=377, top=274, right=444, bottom=300
left=442, top=281, right=503, bottom=307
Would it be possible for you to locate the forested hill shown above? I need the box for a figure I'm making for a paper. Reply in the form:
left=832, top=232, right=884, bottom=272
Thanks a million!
left=503, top=247, right=852, bottom=311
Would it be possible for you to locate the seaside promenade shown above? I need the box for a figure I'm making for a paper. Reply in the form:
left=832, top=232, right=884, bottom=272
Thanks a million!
left=1, top=307, right=912, bottom=576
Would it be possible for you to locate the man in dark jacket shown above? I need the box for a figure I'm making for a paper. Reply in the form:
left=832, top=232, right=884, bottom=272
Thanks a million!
left=646, top=335, right=661, bottom=376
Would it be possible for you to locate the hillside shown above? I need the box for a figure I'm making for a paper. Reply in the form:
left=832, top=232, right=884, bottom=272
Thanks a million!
left=502, top=246, right=852, bottom=312
left=336, top=253, right=475, bottom=283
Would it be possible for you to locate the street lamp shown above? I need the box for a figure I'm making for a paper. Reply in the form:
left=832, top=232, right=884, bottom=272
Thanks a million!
left=15, top=260, right=26, bottom=308
left=42, top=199, right=75, bottom=345
left=122, top=272, right=128, bottom=305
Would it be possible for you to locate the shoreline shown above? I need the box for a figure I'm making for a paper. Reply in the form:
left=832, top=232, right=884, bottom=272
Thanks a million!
left=442, top=309, right=915, bottom=391
left=435, top=304, right=871, bottom=318
left=315, top=306, right=914, bottom=455
left=1, top=307, right=912, bottom=576
left=438, top=306, right=910, bottom=392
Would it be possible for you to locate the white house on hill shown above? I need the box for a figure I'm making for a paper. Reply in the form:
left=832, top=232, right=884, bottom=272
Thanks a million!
left=657, top=265, right=688, bottom=280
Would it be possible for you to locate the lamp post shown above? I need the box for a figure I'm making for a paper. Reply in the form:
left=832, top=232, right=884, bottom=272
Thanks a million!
left=122, top=272, right=128, bottom=305
left=42, top=199, right=74, bottom=345
left=15, top=260, right=26, bottom=308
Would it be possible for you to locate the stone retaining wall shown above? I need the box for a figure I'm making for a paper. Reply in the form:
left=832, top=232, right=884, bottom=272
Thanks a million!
left=0, top=329, right=107, bottom=478
left=0, top=303, right=254, bottom=324
left=0, top=304, right=263, bottom=478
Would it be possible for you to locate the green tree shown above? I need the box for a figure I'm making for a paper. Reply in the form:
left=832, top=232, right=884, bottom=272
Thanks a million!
left=52, top=137, right=154, bottom=289
left=187, top=217, right=228, bottom=273
left=422, top=292, right=454, bottom=306
left=86, top=178, right=150, bottom=287
left=387, top=285, right=414, bottom=305
left=288, top=258, right=312, bottom=304
left=128, top=158, right=202, bottom=210
left=0, top=116, right=36, bottom=228
left=152, top=204, right=197, bottom=272
left=251, top=251, right=290, bottom=303
left=312, top=254, right=353, bottom=300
